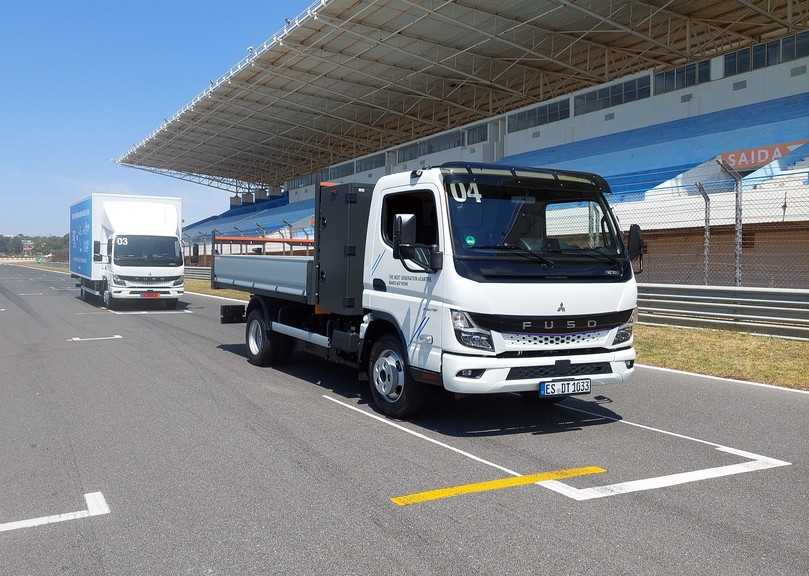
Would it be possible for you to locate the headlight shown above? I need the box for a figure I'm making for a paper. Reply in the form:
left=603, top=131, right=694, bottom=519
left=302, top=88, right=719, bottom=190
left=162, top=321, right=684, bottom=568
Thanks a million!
left=112, top=275, right=126, bottom=286
left=173, top=276, right=184, bottom=286
left=612, top=307, right=638, bottom=345
left=451, top=309, right=494, bottom=351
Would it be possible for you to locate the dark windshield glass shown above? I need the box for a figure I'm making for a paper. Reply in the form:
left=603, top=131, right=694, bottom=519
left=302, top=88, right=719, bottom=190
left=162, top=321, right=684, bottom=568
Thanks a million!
left=113, top=235, right=182, bottom=267
left=444, top=175, right=627, bottom=281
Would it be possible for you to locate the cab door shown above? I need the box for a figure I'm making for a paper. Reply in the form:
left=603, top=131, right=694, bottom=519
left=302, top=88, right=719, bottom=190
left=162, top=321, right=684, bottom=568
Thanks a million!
left=364, top=185, right=445, bottom=373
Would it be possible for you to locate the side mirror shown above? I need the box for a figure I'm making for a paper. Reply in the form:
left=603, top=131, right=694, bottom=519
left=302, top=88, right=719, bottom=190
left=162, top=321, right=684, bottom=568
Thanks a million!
left=628, top=224, right=644, bottom=274
left=392, top=214, right=417, bottom=259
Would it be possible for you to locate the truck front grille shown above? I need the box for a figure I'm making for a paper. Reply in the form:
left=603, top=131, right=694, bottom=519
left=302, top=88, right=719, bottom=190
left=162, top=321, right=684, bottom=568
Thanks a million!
left=502, top=329, right=610, bottom=348
left=506, top=362, right=612, bottom=380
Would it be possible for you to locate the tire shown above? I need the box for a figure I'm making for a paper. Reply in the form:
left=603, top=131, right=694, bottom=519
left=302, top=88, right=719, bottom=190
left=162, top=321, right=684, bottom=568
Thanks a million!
left=368, top=334, right=426, bottom=418
left=102, top=289, right=117, bottom=310
left=164, top=299, right=178, bottom=310
left=244, top=308, right=292, bottom=366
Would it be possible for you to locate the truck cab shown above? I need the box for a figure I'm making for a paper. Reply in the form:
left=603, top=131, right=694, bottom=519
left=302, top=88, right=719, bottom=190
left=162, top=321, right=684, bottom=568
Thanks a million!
left=364, top=164, right=639, bottom=406
left=215, top=163, right=643, bottom=417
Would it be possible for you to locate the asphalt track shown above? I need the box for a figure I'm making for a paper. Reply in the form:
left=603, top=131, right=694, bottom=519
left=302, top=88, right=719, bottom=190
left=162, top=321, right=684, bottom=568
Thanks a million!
left=1, top=264, right=807, bottom=575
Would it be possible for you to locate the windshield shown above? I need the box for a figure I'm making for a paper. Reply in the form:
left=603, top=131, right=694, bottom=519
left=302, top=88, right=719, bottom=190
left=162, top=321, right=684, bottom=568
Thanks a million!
left=444, top=175, right=628, bottom=281
left=113, top=235, right=183, bottom=267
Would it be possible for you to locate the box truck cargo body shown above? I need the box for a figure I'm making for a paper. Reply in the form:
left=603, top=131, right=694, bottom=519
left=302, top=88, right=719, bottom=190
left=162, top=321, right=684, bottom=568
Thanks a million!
left=69, top=194, right=184, bottom=309
left=214, top=163, right=645, bottom=418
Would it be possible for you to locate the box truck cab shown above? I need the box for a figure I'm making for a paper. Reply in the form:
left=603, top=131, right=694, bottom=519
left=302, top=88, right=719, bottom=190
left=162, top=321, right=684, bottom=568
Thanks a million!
left=70, top=194, right=184, bottom=309
left=215, top=163, right=644, bottom=418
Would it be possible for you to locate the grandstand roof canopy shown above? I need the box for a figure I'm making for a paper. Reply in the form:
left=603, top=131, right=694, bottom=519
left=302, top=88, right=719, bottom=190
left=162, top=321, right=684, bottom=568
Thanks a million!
left=120, top=0, right=808, bottom=192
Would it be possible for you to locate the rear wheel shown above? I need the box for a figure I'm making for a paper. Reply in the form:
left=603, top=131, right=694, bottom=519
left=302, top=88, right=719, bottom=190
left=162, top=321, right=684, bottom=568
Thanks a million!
left=368, top=334, right=426, bottom=418
left=245, top=308, right=292, bottom=366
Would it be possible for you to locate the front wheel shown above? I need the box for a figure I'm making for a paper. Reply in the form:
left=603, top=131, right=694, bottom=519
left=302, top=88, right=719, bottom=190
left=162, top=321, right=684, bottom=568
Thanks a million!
left=368, top=335, right=426, bottom=418
left=102, top=289, right=117, bottom=310
left=244, top=308, right=291, bottom=366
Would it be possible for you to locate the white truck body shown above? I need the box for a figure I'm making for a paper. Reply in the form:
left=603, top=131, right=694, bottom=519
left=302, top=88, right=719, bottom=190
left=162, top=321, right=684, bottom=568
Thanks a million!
left=70, top=194, right=184, bottom=307
left=214, top=164, right=641, bottom=417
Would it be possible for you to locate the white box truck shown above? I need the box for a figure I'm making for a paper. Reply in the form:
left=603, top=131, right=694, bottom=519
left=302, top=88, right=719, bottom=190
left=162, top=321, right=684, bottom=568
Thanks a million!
left=69, top=194, right=184, bottom=309
left=215, top=163, right=644, bottom=417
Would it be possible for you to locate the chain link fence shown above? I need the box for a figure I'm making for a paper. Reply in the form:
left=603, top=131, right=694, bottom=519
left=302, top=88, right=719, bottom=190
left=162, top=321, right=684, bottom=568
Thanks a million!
left=613, top=171, right=809, bottom=288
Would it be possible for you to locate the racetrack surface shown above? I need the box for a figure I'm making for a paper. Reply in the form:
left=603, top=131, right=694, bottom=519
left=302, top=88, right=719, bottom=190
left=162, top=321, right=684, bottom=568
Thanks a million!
left=1, top=265, right=807, bottom=575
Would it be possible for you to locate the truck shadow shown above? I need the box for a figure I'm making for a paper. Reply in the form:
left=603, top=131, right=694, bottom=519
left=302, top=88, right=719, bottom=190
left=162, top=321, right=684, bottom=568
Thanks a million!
left=216, top=346, right=622, bottom=438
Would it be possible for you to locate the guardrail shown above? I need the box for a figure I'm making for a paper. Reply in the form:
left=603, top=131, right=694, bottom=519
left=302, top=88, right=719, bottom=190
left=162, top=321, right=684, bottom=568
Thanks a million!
left=181, top=267, right=807, bottom=338
left=638, top=283, right=809, bottom=339
left=185, top=266, right=212, bottom=280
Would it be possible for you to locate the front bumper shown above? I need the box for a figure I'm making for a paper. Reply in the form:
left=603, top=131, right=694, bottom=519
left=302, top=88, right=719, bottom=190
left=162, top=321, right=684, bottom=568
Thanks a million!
left=109, top=286, right=184, bottom=300
left=442, top=347, right=635, bottom=394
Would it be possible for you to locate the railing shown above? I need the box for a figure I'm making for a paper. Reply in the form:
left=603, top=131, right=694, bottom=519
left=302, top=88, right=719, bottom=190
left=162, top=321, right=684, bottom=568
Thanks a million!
left=185, top=266, right=213, bottom=280
left=637, top=283, right=809, bottom=339
left=181, top=269, right=808, bottom=339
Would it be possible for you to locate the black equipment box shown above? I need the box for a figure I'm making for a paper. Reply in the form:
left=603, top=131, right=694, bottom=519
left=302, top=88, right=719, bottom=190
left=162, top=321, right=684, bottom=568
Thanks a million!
left=315, top=182, right=373, bottom=316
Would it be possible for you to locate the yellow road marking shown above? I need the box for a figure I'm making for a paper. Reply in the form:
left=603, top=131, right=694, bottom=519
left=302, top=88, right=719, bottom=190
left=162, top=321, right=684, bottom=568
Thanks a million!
left=391, top=466, right=606, bottom=507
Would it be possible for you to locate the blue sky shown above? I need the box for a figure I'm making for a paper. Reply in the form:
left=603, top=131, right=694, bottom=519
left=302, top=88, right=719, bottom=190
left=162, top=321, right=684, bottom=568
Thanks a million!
left=0, top=0, right=311, bottom=235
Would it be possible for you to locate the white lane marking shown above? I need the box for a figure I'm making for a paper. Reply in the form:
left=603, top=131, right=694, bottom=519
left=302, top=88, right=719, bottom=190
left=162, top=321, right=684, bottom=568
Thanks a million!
left=185, top=290, right=247, bottom=303
left=637, top=364, right=809, bottom=396
left=18, top=293, right=44, bottom=296
left=0, top=492, right=110, bottom=533
left=536, top=404, right=791, bottom=500
left=50, top=286, right=79, bottom=291
left=323, top=395, right=791, bottom=501
left=0, top=309, right=6, bottom=312
left=67, top=335, right=123, bottom=342
left=109, top=309, right=193, bottom=315
left=322, top=395, right=521, bottom=476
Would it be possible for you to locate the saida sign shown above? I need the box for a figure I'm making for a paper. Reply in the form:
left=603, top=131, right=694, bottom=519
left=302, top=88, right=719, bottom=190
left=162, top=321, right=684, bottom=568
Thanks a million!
left=719, top=140, right=807, bottom=171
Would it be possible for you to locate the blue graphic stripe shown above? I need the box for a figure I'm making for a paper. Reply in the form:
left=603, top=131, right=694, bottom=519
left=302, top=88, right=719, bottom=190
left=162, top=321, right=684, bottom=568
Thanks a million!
left=370, top=252, right=384, bottom=275
left=409, top=315, right=430, bottom=346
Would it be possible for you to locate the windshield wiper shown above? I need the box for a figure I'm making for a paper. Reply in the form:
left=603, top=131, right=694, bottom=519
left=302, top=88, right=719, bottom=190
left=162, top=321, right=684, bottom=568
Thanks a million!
left=472, top=243, right=555, bottom=266
left=554, top=249, right=623, bottom=267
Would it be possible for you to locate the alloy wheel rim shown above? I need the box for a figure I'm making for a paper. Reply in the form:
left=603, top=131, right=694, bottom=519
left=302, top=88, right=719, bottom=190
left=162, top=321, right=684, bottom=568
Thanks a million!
left=372, top=349, right=405, bottom=403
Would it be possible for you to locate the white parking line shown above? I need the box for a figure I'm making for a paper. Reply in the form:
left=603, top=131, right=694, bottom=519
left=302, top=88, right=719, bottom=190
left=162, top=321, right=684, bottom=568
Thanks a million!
left=536, top=404, right=791, bottom=500
left=638, top=364, right=809, bottom=396
left=68, top=335, right=123, bottom=342
left=110, top=309, right=193, bottom=315
left=322, top=395, right=791, bottom=502
left=50, top=286, right=79, bottom=291
left=0, top=492, right=110, bottom=533
left=18, top=293, right=43, bottom=296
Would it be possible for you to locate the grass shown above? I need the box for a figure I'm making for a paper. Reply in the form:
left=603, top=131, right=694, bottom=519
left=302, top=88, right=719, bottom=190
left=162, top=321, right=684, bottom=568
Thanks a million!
left=184, top=278, right=248, bottom=301
left=124, top=277, right=809, bottom=392
left=635, top=324, right=809, bottom=391
left=9, top=261, right=69, bottom=273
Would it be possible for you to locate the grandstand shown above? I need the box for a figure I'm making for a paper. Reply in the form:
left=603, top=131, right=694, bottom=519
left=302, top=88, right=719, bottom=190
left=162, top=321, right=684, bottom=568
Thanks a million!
left=120, top=1, right=809, bottom=287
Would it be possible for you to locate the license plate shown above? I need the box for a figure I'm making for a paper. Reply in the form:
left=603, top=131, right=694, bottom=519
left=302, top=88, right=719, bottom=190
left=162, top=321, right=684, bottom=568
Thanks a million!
left=141, top=291, right=161, bottom=299
left=540, top=379, right=591, bottom=397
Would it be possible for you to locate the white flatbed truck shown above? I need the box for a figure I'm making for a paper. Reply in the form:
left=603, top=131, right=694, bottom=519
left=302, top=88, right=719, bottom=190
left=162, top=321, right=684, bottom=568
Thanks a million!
left=215, top=163, right=644, bottom=417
